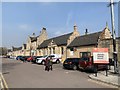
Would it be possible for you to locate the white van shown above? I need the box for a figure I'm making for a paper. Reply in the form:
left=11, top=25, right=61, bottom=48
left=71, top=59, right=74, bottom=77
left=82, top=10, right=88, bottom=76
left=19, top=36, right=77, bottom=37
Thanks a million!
left=49, top=54, right=62, bottom=64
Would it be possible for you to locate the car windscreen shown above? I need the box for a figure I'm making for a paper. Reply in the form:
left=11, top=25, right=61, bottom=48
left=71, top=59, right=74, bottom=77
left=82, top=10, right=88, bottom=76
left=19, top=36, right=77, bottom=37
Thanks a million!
left=36, top=56, right=42, bottom=58
left=42, top=55, right=48, bottom=58
left=80, top=57, right=93, bottom=62
left=65, top=58, right=79, bottom=62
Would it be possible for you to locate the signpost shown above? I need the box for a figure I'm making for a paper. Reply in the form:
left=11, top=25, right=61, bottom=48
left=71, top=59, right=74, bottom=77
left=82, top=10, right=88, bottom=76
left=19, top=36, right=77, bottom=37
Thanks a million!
left=93, top=48, right=109, bottom=76
left=93, top=48, right=109, bottom=64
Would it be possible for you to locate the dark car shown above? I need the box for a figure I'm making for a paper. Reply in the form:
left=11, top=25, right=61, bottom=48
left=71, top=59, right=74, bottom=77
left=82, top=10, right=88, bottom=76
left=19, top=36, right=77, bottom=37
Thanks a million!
left=16, top=56, right=22, bottom=60
left=16, top=56, right=26, bottom=62
left=79, top=56, right=108, bottom=72
left=22, top=56, right=30, bottom=62
left=63, top=58, right=80, bottom=70
left=31, top=56, right=43, bottom=63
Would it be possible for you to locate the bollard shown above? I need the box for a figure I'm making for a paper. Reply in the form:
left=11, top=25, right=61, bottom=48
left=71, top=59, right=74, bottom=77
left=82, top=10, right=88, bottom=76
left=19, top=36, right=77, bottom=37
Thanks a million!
left=106, top=65, right=108, bottom=76
left=94, top=64, right=98, bottom=77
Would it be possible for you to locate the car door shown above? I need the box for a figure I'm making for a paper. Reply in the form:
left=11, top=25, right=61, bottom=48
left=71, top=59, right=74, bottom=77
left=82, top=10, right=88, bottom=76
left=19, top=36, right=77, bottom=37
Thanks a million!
left=79, top=58, right=85, bottom=68
left=79, top=57, right=88, bottom=69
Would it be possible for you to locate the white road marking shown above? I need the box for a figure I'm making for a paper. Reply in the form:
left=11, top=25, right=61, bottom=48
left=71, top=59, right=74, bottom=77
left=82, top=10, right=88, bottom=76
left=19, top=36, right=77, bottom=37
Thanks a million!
left=0, top=73, right=9, bottom=89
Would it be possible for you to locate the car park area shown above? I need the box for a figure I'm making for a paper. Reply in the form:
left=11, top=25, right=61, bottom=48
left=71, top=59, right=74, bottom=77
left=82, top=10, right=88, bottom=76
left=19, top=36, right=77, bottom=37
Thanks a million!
left=1, top=57, right=116, bottom=88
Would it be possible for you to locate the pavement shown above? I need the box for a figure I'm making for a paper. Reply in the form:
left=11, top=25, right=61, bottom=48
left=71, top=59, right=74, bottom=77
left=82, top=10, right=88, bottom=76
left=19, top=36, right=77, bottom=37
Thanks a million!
left=88, top=66, right=120, bottom=88
left=0, top=77, right=1, bottom=90
left=0, top=73, right=3, bottom=90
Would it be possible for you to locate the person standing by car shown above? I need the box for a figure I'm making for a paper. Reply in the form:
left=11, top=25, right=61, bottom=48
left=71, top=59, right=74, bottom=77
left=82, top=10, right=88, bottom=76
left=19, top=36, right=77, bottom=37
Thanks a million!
left=45, top=57, right=50, bottom=71
left=49, top=57, right=53, bottom=71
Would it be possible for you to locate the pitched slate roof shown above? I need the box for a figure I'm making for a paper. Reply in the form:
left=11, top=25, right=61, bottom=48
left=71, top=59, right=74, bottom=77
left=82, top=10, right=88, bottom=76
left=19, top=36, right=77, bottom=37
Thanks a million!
left=67, top=32, right=102, bottom=48
left=38, top=32, right=73, bottom=49
left=7, top=49, right=12, bottom=52
left=116, top=37, right=120, bottom=39
left=12, top=46, right=22, bottom=51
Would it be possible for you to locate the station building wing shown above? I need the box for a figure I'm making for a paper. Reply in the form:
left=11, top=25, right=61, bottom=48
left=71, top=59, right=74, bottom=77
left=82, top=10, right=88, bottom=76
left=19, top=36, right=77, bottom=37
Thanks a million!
left=37, top=32, right=73, bottom=49
left=12, top=46, right=22, bottom=51
left=30, top=36, right=38, bottom=42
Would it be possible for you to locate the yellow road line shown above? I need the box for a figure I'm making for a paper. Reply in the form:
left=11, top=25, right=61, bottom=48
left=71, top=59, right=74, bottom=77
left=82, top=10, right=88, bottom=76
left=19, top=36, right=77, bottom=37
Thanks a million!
left=0, top=73, right=9, bottom=90
left=0, top=78, right=4, bottom=89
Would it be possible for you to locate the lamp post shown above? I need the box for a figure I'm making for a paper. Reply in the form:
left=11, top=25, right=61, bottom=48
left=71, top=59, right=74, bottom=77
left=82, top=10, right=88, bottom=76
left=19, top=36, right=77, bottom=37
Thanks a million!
left=109, top=0, right=118, bottom=73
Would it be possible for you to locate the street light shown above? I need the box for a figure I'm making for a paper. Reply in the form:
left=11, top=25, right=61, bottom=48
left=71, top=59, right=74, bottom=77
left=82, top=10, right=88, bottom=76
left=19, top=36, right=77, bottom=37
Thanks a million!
left=108, top=0, right=118, bottom=73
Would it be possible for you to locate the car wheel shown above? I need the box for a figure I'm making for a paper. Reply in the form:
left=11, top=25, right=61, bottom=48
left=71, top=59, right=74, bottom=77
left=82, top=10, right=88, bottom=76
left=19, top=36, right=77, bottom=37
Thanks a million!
left=42, top=61, right=45, bottom=65
left=73, top=65, right=77, bottom=70
left=56, top=60, right=60, bottom=64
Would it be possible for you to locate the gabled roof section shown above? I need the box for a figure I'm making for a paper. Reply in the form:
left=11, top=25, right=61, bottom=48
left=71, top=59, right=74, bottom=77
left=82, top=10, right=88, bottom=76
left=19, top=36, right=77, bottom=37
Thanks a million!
left=12, top=46, right=22, bottom=51
left=38, top=32, right=73, bottom=49
left=67, top=32, right=102, bottom=48
left=30, top=36, right=37, bottom=42
left=23, top=44, right=26, bottom=49
left=7, top=49, right=12, bottom=52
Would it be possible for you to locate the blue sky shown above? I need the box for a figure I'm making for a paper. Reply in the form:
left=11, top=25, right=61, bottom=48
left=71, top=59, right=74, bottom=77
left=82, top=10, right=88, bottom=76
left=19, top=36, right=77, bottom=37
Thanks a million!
left=2, top=2, right=118, bottom=48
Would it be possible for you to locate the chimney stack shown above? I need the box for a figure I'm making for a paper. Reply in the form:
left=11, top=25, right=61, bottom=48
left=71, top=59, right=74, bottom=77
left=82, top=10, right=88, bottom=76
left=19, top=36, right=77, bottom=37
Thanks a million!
left=74, top=24, right=77, bottom=32
left=42, top=27, right=46, bottom=30
left=85, top=29, right=88, bottom=35
left=32, top=33, right=35, bottom=37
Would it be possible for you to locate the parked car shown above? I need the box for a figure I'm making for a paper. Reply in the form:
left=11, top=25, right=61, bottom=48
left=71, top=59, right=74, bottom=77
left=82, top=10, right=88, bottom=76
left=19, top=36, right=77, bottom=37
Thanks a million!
left=16, top=56, right=26, bottom=61
left=36, top=55, right=48, bottom=65
left=9, top=56, right=16, bottom=59
left=79, top=56, right=108, bottom=72
left=27, top=56, right=35, bottom=62
left=22, top=56, right=30, bottom=62
left=16, top=56, right=22, bottom=60
left=63, top=58, right=80, bottom=70
left=31, top=56, right=43, bottom=63
left=48, top=54, right=62, bottom=64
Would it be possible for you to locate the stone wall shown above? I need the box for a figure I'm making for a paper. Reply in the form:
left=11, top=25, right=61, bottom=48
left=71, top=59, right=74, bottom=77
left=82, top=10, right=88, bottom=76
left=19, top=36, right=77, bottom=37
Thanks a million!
left=98, top=38, right=120, bottom=59
left=37, top=28, right=48, bottom=47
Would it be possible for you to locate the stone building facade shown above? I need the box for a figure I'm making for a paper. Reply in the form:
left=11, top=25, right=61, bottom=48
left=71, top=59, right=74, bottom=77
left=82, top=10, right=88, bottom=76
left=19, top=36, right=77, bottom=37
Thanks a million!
left=98, top=37, right=120, bottom=62
left=25, top=27, right=47, bottom=56
left=37, top=25, right=80, bottom=60
left=67, top=24, right=113, bottom=58
left=8, top=24, right=120, bottom=63
left=12, top=46, right=22, bottom=56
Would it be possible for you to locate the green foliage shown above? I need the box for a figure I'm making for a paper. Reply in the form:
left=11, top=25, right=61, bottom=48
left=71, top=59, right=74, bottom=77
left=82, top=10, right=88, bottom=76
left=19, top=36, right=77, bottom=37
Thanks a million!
left=0, top=47, right=8, bottom=55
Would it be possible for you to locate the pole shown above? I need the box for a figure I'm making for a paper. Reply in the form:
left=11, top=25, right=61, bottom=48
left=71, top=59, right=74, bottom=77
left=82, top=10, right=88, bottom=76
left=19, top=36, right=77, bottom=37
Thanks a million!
left=110, top=0, right=118, bottom=73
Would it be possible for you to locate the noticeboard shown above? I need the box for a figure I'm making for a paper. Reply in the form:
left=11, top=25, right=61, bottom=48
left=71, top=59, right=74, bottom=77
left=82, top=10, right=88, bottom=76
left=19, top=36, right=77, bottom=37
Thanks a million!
left=93, top=48, right=109, bottom=64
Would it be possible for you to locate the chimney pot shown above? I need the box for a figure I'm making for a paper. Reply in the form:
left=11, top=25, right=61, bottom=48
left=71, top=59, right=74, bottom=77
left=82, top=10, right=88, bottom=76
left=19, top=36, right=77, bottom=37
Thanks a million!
left=85, top=29, right=88, bottom=35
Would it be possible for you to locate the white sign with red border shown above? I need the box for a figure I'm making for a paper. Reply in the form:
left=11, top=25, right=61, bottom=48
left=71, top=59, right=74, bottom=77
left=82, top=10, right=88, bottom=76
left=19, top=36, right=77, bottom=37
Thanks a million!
left=93, top=48, right=109, bottom=64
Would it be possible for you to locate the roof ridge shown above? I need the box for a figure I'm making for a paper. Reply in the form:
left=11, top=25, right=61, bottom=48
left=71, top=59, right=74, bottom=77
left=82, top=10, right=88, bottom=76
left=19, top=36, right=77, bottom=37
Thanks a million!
left=44, top=32, right=73, bottom=41
left=78, top=31, right=102, bottom=37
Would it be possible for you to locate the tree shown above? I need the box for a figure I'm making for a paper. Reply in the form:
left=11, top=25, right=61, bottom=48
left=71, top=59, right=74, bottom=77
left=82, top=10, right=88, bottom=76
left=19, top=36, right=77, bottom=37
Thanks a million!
left=0, top=47, right=8, bottom=56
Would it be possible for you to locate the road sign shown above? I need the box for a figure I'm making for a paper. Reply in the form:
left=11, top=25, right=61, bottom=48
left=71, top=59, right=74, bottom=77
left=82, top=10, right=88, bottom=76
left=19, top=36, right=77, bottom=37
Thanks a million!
left=93, top=48, right=109, bottom=64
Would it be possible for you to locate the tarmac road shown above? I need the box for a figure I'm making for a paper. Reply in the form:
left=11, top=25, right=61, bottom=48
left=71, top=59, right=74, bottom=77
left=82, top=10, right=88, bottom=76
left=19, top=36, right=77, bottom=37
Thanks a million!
left=1, top=58, right=118, bottom=89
